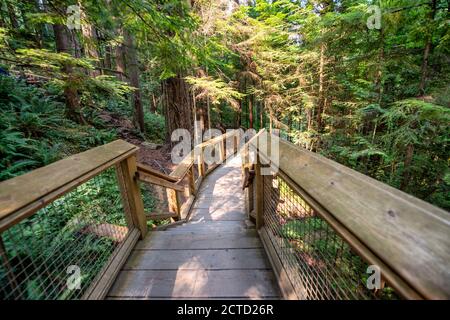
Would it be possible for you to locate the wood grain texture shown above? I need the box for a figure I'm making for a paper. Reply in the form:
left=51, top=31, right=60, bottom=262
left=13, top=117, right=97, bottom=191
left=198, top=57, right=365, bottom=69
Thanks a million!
left=254, top=134, right=450, bottom=299
left=0, top=140, right=137, bottom=231
left=108, top=154, right=280, bottom=299
left=108, top=269, right=279, bottom=299
left=124, top=248, right=270, bottom=270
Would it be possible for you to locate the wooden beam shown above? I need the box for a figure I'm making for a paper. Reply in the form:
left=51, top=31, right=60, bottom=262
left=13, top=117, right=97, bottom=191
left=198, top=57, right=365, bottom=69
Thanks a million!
left=170, top=151, right=194, bottom=181
left=137, top=172, right=184, bottom=192
left=116, top=155, right=147, bottom=239
left=0, top=140, right=138, bottom=232
left=187, top=166, right=196, bottom=197
left=167, top=189, right=181, bottom=221
left=255, top=134, right=450, bottom=299
left=146, top=212, right=178, bottom=221
left=136, top=163, right=177, bottom=182
left=254, top=154, right=264, bottom=230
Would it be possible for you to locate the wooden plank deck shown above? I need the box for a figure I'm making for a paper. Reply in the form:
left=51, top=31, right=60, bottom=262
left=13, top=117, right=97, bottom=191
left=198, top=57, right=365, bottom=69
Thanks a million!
left=107, top=155, right=280, bottom=299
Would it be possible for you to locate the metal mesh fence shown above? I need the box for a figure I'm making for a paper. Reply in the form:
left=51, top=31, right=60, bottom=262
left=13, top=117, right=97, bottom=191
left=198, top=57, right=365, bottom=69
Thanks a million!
left=0, top=167, right=131, bottom=300
left=262, top=171, right=398, bottom=300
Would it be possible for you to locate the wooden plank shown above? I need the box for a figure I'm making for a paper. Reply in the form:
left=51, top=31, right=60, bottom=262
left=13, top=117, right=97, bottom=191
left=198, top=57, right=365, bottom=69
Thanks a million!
left=83, top=228, right=140, bottom=300
left=195, top=130, right=237, bottom=149
left=254, top=154, right=263, bottom=230
left=124, top=248, right=271, bottom=270
left=187, top=166, right=196, bottom=196
left=256, top=135, right=450, bottom=299
left=108, top=269, right=279, bottom=299
left=136, top=230, right=262, bottom=250
left=136, top=163, right=177, bottom=182
left=166, top=221, right=247, bottom=234
left=146, top=212, right=178, bottom=221
left=180, top=194, right=195, bottom=220
left=137, top=171, right=184, bottom=192
left=170, top=151, right=194, bottom=180
left=166, top=189, right=181, bottom=220
left=197, top=147, right=206, bottom=177
left=116, top=156, right=147, bottom=239
left=189, top=208, right=246, bottom=221
left=0, top=140, right=137, bottom=232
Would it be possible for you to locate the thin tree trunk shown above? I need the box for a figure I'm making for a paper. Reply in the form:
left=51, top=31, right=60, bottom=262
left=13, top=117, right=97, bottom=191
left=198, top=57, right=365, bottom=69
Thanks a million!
left=53, top=23, right=84, bottom=124
left=115, top=28, right=126, bottom=81
left=375, top=28, right=385, bottom=105
left=6, top=1, right=18, bottom=29
left=400, top=144, right=414, bottom=191
left=419, top=0, right=437, bottom=95
left=317, top=42, right=326, bottom=132
left=162, top=74, right=193, bottom=145
left=124, top=29, right=144, bottom=132
left=80, top=3, right=100, bottom=77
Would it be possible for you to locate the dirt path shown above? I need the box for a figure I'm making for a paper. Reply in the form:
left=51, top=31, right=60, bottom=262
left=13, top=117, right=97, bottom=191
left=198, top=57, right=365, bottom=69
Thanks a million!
left=100, top=111, right=175, bottom=173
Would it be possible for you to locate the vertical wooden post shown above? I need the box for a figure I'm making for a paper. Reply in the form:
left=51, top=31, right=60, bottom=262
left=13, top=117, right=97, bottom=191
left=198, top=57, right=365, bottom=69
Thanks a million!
left=220, top=138, right=226, bottom=163
left=255, top=153, right=264, bottom=230
left=167, top=189, right=181, bottom=220
left=116, top=155, right=147, bottom=239
left=188, top=166, right=196, bottom=197
left=234, top=133, right=239, bottom=154
left=198, top=146, right=206, bottom=177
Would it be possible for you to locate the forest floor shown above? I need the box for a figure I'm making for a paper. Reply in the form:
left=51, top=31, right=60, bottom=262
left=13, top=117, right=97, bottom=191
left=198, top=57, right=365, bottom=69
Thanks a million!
left=99, top=111, right=175, bottom=174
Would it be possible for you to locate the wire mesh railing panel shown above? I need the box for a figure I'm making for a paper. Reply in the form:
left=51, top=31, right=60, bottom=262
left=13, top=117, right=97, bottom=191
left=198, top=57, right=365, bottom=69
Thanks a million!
left=0, top=167, right=131, bottom=300
left=262, top=172, right=398, bottom=300
left=141, top=183, right=168, bottom=215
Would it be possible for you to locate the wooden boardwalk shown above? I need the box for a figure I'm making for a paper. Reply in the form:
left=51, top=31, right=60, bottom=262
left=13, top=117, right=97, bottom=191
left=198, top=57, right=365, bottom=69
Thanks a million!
left=107, top=155, right=280, bottom=299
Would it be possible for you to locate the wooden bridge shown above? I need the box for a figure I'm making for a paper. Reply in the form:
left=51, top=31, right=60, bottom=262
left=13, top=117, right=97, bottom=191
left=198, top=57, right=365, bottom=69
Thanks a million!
left=0, top=130, right=449, bottom=300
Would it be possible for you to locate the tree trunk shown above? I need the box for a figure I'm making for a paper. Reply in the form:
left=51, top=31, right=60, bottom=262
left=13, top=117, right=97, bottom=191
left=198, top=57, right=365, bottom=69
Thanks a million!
left=162, top=74, right=193, bottom=145
left=400, top=144, right=414, bottom=191
left=248, top=95, right=253, bottom=129
left=419, top=0, right=437, bottom=95
left=316, top=42, right=326, bottom=132
left=115, top=28, right=126, bottom=81
left=124, top=30, right=144, bottom=132
left=53, top=23, right=84, bottom=124
left=80, top=3, right=100, bottom=77
left=6, top=1, right=19, bottom=29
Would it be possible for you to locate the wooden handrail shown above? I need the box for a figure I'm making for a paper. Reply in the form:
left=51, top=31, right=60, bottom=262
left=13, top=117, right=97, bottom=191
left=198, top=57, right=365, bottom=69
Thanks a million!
left=137, top=130, right=240, bottom=222
left=249, top=132, right=450, bottom=299
left=0, top=140, right=139, bottom=233
left=136, top=163, right=178, bottom=182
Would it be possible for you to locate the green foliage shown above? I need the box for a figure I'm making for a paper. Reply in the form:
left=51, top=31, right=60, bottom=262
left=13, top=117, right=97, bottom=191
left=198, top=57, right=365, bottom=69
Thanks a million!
left=0, top=75, right=117, bottom=181
left=144, top=112, right=166, bottom=143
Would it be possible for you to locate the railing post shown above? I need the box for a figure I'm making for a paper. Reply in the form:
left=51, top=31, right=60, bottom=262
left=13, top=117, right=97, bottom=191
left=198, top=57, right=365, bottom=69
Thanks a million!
left=187, top=166, right=196, bottom=197
left=116, top=155, right=147, bottom=239
left=220, top=137, right=226, bottom=163
left=167, top=189, right=181, bottom=220
left=255, top=152, right=264, bottom=230
left=198, top=146, right=206, bottom=177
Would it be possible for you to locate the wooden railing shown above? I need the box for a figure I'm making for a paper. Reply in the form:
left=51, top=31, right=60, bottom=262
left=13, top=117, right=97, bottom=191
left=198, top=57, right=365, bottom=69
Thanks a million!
left=135, top=130, right=240, bottom=226
left=0, top=130, right=240, bottom=300
left=242, top=129, right=450, bottom=300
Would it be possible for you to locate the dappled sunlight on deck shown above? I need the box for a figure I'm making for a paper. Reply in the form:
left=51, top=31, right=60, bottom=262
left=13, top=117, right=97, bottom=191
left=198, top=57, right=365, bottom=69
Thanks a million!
left=107, top=154, right=280, bottom=299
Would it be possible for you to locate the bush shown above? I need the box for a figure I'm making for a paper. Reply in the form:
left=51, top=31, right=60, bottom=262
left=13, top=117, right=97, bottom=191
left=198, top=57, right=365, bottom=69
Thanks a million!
left=144, top=112, right=166, bottom=143
left=0, top=75, right=117, bottom=181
